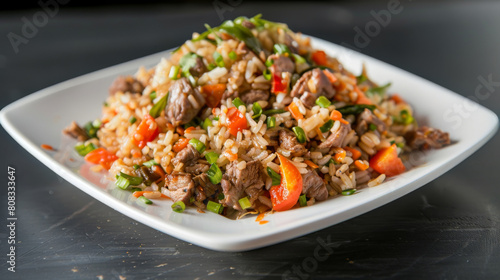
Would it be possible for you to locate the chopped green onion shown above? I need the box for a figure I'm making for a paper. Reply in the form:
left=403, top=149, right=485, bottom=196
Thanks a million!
left=133, top=164, right=141, bottom=170
left=292, top=53, right=306, bottom=64
left=336, top=104, right=376, bottom=115
left=129, top=116, right=137, bottom=124
left=137, top=196, right=153, bottom=205
left=327, top=158, right=336, bottom=166
left=213, top=51, right=225, bottom=67
left=189, top=138, right=206, bottom=154
left=171, top=201, right=186, bottom=213
left=179, top=53, right=201, bottom=75
left=263, top=69, right=272, bottom=80
left=341, top=189, right=356, bottom=196
left=207, top=200, right=224, bottom=214
left=143, top=159, right=159, bottom=168
left=213, top=116, right=220, bottom=121
left=217, top=193, right=225, bottom=200
left=202, top=118, right=213, bottom=130
left=149, top=93, right=168, bottom=118
left=232, top=97, right=245, bottom=108
left=267, top=116, right=276, bottom=129
left=291, top=73, right=300, bottom=87
left=103, top=102, right=109, bottom=107
left=130, top=187, right=142, bottom=193
left=369, top=123, right=377, bottom=131
left=92, top=119, right=102, bottom=128
left=263, top=109, right=286, bottom=115
left=265, top=59, right=274, bottom=67
left=366, top=82, right=391, bottom=97
left=396, top=142, right=405, bottom=148
left=299, top=194, right=307, bottom=207
left=204, top=23, right=222, bottom=44
left=273, top=43, right=291, bottom=55
left=267, top=167, right=281, bottom=186
left=252, top=102, right=262, bottom=120
left=183, top=117, right=201, bottom=129
left=399, top=109, right=414, bottom=124
left=119, top=172, right=143, bottom=185
left=205, top=151, right=220, bottom=165
left=315, top=96, right=331, bottom=108
left=149, top=91, right=157, bottom=100
left=115, top=176, right=130, bottom=190
left=390, top=140, right=396, bottom=145
left=229, top=51, right=237, bottom=60
left=189, top=197, right=195, bottom=204
left=356, top=73, right=368, bottom=84
left=186, top=74, right=197, bottom=87
left=238, top=196, right=252, bottom=210
left=207, top=163, right=222, bottom=184
left=74, top=143, right=97, bottom=156
left=207, top=63, right=216, bottom=71
left=292, top=126, right=306, bottom=143
left=169, top=65, right=180, bottom=80
left=320, top=120, right=334, bottom=133
left=84, top=121, right=99, bottom=139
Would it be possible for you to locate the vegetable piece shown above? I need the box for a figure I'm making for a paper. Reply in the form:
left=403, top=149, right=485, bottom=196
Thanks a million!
left=225, top=107, right=248, bottom=136
left=323, top=69, right=337, bottom=84
left=149, top=91, right=157, bottom=100
left=179, top=53, right=201, bottom=75
left=336, top=105, right=376, bottom=115
left=218, top=19, right=263, bottom=54
left=315, top=96, right=331, bottom=108
left=267, top=116, right=276, bottom=129
left=263, top=109, right=286, bottom=115
left=232, top=97, right=245, bottom=108
left=133, top=164, right=141, bottom=170
left=369, top=144, right=406, bottom=177
left=213, top=51, right=225, bottom=67
left=304, top=160, right=319, bottom=169
left=238, top=196, right=252, bottom=210
left=119, top=172, right=143, bottom=185
left=132, top=114, right=159, bottom=148
left=341, top=189, right=356, bottom=196
left=223, top=149, right=238, bottom=161
left=149, top=93, right=168, bottom=118
left=273, top=43, right=291, bottom=55
left=265, top=59, right=274, bottom=67
left=263, top=69, right=272, bottom=80
left=84, top=147, right=118, bottom=170
left=319, top=119, right=334, bottom=133
left=390, top=94, right=405, bottom=104
left=143, top=159, right=159, bottom=168
left=137, top=196, right=153, bottom=205
left=271, top=70, right=288, bottom=94
left=84, top=121, right=100, bottom=139
left=288, top=102, right=303, bottom=120
left=354, top=86, right=373, bottom=105
left=311, top=50, right=327, bottom=66
left=171, top=201, right=186, bottom=213
left=343, top=146, right=361, bottom=161
left=173, top=138, right=190, bottom=153
left=329, top=109, right=349, bottom=125
left=207, top=163, right=222, bottom=184
left=229, top=51, right=237, bottom=60
left=115, top=176, right=131, bottom=190
left=366, top=82, right=391, bottom=97
left=354, top=160, right=369, bottom=171
left=252, top=102, right=262, bottom=120
left=269, top=154, right=303, bottom=211
left=299, top=194, right=307, bottom=207
left=207, top=200, right=224, bottom=214
left=202, top=118, right=213, bottom=130
left=292, top=54, right=306, bottom=64
left=267, top=167, right=282, bottom=186
left=169, top=65, right=180, bottom=80
left=129, top=116, right=137, bottom=124
left=189, top=138, right=206, bottom=154
left=334, top=149, right=346, bottom=163
left=397, top=109, right=414, bottom=125
left=75, top=143, right=97, bottom=156
left=205, top=151, right=220, bottom=164
left=292, top=126, right=306, bottom=143
left=369, top=123, right=377, bottom=131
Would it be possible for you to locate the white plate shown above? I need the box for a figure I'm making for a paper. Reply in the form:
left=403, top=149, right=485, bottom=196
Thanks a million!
left=1, top=36, right=498, bottom=252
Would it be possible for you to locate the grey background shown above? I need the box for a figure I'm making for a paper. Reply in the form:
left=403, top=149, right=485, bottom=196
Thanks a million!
left=1, top=1, right=499, bottom=279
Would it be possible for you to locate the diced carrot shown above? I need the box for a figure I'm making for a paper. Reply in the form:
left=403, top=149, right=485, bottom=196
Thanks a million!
left=323, top=69, right=338, bottom=84
left=369, top=144, right=406, bottom=177
left=288, top=102, right=303, bottom=120
left=330, top=109, right=349, bottom=125
left=176, top=126, right=184, bottom=136
left=200, top=83, right=226, bottom=108
left=173, top=138, right=190, bottom=153
left=184, top=126, right=195, bottom=134
left=259, top=220, right=269, bottom=225
left=390, top=94, right=405, bottom=104
left=311, top=50, right=327, bottom=66
left=131, top=114, right=159, bottom=149
left=225, top=107, right=248, bottom=136
left=41, top=144, right=55, bottom=151
left=165, top=163, right=174, bottom=175
left=334, top=149, right=346, bottom=163
left=255, top=213, right=266, bottom=222
left=354, top=85, right=373, bottom=105
left=84, top=147, right=118, bottom=170
left=132, top=150, right=142, bottom=158
left=344, top=146, right=361, bottom=160
left=354, top=160, right=369, bottom=171
left=161, top=194, right=170, bottom=199
left=151, top=165, right=165, bottom=178
left=223, top=149, right=238, bottom=161
left=304, top=160, right=319, bottom=169
left=133, top=191, right=169, bottom=199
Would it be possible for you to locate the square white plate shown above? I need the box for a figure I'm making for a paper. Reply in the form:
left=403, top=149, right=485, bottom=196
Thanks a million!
left=1, top=36, right=498, bottom=252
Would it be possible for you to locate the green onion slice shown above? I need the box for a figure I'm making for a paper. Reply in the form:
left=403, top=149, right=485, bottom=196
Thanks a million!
left=263, top=109, right=286, bottom=115
left=315, top=96, right=331, bottom=108
left=341, top=189, right=356, bottom=196
left=143, top=159, right=159, bottom=168
left=336, top=104, right=376, bottom=116
left=292, top=53, right=306, bottom=64
left=129, top=116, right=137, bottom=124
left=232, top=97, right=245, bottom=108
left=267, top=167, right=282, bottom=186
left=207, top=200, right=223, bottom=214
left=169, top=65, right=180, bottom=80
left=369, top=123, right=377, bottom=131
left=119, top=172, right=143, bottom=186
left=252, top=102, right=262, bottom=120
left=265, top=59, right=274, bottom=67
left=273, top=43, right=291, bottom=55
left=205, top=151, right=220, bottom=165
left=189, top=138, right=206, bottom=154
left=229, top=51, right=237, bottom=60
left=202, top=118, right=213, bottom=130
left=149, top=93, right=168, bottom=118
left=263, top=69, right=272, bottom=81
left=267, top=116, right=276, bottom=129
left=217, top=193, right=225, bottom=200
left=320, top=120, right=334, bottom=133
left=138, top=196, right=153, bottom=205
left=115, top=176, right=130, bottom=190
left=171, top=201, right=186, bottom=213
left=75, top=143, right=97, bottom=156
left=366, top=82, right=391, bottom=97
left=292, top=126, right=307, bottom=143
left=299, top=194, right=307, bottom=207
left=207, top=163, right=222, bottom=184
left=207, top=62, right=216, bottom=71
left=133, top=164, right=141, bottom=170
left=213, top=51, right=225, bottom=67
left=238, top=196, right=252, bottom=210
left=149, top=91, right=157, bottom=100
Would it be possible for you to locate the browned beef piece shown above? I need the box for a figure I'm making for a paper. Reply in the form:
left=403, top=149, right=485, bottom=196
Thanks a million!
left=268, top=54, right=295, bottom=73
left=318, top=122, right=351, bottom=150
left=284, top=33, right=299, bottom=54
left=279, top=129, right=307, bottom=157
left=193, top=173, right=221, bottom=202
left=241, top=20, right=255, bottom=29
left=165, top=172, right=194, bottom=204
left=189, top=56, right=207, bottom=77
left=171, top=144, right=200, bottom=168
left=405, top=126, right=450, bottom=150
left=221, top=160, right=264, bottom=210
left=290, top=68, right=335, bottom=107
left=302, top=169, right=328, bottom=201
left=63, top=121, right=89, bottom=141
left=165, top=78, right=206, bottom=126
left=185, top=163, right=209, bottom=175
left=355, top=108, right=386, bottom=136
left=109, top=76, right=144, bottom=95
left=240, top=89, right=270, bottom=104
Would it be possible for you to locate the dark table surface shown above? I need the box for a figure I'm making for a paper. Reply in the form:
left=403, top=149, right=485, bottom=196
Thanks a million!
left=1, top=1, right=499, bottom=279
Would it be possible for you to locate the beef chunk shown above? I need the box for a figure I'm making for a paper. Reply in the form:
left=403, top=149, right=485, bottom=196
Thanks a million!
left=268, top=54, right=295, bottom=73
left=185, top=163, right=209, bottom=175
left=193, top=173, right=221, bottom=202
left=290, top=68, right=335, bottom=107
left=171, top=144, right=200, bottom=168
left=355, top=108, right=386, bottom=136
left=109, top=76, right=144, bottom=95
left=221, top=160, right=264, bottom=210
left=240, top=89, right=270, bottom=104
left=189, top=56, right=207, bottom=77
left=318, top=122, right=351, bottom=150
left=302, top=169, right=328, bottom=201
left=283, top=33, right=299, bottom=54
left=405, top=126, right=450, bottom=150
left=165, top=78, right=206, bottom=126
left=165, top=172, right=194, bottom=204
left=279, top=129, right=307, bottom=157
left=63, top=121, right=89, bottom=141
left=241, top=20, right=255, bottom=29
